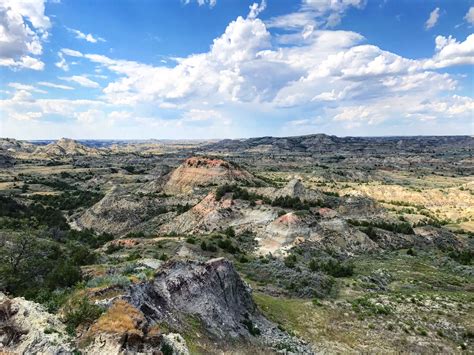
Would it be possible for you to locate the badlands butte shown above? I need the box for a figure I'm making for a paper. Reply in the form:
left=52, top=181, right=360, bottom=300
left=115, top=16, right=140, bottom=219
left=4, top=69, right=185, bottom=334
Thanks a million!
left=0, top=134, right=473, bottom=354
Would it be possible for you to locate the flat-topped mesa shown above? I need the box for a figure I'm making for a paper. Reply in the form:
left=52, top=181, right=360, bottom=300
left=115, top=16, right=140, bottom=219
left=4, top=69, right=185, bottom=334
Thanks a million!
left=162, top=156, right=262, bottom=195
left=183, top=156, right=232, bottom=168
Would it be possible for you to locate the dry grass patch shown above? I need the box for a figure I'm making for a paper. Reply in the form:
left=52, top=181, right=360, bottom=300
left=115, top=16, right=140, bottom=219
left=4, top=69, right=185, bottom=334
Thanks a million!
left=90, top=300, right=144, bottom=336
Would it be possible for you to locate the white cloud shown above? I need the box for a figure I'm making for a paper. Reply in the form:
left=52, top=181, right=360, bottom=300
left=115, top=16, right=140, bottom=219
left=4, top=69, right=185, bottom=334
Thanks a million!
left=248, top=1, right=266, bottom=20
left=0, top=84, right=107, bottom=126
left=267, top=12, right=318, bottom=30
left=37, top=7, right=472, bottom=135
left=8, top=82, right=47, bottom=94
left=38, top=81, right=74, bottom=90
left=0, top=0, right=50, bottom=70
left=108, top=110, right=132, bottom=123
left=183, top=0, right=217, bottom=9
left=75, top=109, right=104, bottom=123
left=9, top=111, right=43, bottom=121
left=267, top=0, right=365, bottom=30
left=182, top=108, right=231, bottom=125
left=55, top=52, right=68, bottom=71
left=464, top=6, right=474, bottom=25
left=425, top=34, right=474, bottom=68
left=332, top=94, right=473, bottom=127
left=67, top=28, right=105, bottom=43
left=183, top=0, right=216, bottom=8
left=61, top=48, right=83, bottom=57
left=59, top=75, right=100, bottom=88
left=425, top=7, right=440, bottom=29
left=0, top=55, right=44, bottom=70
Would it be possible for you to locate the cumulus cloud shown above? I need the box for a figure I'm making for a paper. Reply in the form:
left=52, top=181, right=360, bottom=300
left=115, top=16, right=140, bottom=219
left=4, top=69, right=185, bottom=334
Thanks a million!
left=425, top=7, right=440, bottom=29
left=4, top=2, right=471, bottom=135
left=56, top=11, right=472, bottom=131
left=0, top=0, right=50, bottom=70
left=59, top=75, right=100, bottom=88
left=425, top=34, right=474, bottom=68
left=66, top=27, right=105, bottom=43
left=464, top=6, right=474, bottom=25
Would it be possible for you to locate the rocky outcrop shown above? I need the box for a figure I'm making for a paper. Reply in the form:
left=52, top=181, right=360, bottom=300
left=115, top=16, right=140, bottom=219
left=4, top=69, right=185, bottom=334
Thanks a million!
left=413, top=226, right=465, bottom=251
left=0, top=152, right=15, bottom=168
left=74, top=187, right=175, bottom=236
left=0, top=138, right=37, bottom=153
left=36, top=138, right=103, bottom=157
left=252, top=178, right=327, bottom=204
left=158, top=192, right=277, bottom=236
left=162, top=157, right=262, bottom=195
left=0, top=292, right=72, bottom=354
left=125, top=258, right=312, bottom=353
left=258, top=212, right=312, bottom=254
left=159, top=192, right=235, bottom=234
left=127, top=258, right=257, bottom=338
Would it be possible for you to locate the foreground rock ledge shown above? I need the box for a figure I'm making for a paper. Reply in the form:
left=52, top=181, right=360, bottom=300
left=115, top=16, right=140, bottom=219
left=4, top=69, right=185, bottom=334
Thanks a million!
left=83, top=258, right=313, bottom=353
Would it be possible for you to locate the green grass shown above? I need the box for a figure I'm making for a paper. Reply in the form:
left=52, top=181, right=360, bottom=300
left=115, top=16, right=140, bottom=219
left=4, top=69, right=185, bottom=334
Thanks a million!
left=351, top=250, right=472, bottom=293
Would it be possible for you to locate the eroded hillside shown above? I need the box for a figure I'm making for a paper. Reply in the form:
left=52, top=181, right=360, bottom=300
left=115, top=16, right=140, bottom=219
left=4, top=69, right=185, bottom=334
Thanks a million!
left=0, top=135, right=472, bottom=353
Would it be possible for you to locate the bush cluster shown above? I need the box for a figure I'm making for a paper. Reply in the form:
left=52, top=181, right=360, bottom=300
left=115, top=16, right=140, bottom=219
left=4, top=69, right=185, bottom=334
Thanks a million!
left=348, top=219, right=414, bottom=235
left=31, top=190, right=103, bottom=211
left=271, top=196, right=320, bottom=210
left=215, top=184, right=270, bottom=203
left=308, top=258, right=354, bottom=277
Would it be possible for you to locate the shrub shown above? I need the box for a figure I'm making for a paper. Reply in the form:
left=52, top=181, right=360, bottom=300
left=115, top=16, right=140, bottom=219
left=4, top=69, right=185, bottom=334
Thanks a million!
left=351, top=297, right=391, bottom=316
left=86, top=275, right=131, bottom=288
left=309, top=258, right=354, bottom=277
left=239, top=255, right=249, bottom=263
left=63, top=296, right=104, bottom=334
left=448, top=250, right=473, bottom=265
left=224, top=226, right=235, bottom=238
left=348, top=219, right=414, bottom=235
left=176, top=204, right=192, bottom=214
left=105, top=243, right=123, bottom=254
left=46, top=262, right=82, bottom=289
left=217, top=238, right=238, bottom=254
left=407, top=248, right=417, bottom=256
left=364, top=226, right=378, bottom=241
left=215, top=184, right=269, bottom=203
left=242, top=318, right=261, bottom=336
left=161, top=343, right=173, bottom=355
left=284, top=254, right=297, bottom=268
left=31, top=190, right=103, bottom=211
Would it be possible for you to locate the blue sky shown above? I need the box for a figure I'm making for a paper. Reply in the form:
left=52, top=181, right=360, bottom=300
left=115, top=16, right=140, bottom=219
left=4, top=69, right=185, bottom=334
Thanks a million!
left=0, top=0, right=473, bottom=139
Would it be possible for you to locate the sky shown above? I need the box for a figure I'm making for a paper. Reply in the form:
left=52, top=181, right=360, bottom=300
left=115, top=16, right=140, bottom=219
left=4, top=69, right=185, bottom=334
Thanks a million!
left=0, top=0, right=473, bottom=139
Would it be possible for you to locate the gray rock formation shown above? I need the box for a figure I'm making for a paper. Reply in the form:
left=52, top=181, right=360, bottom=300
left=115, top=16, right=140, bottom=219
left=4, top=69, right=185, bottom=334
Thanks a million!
left=125, top=258, right=313, bottom=353
left=0, top=292, right=73, bottom=354
left=36, top=138, right=104, bottom=157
